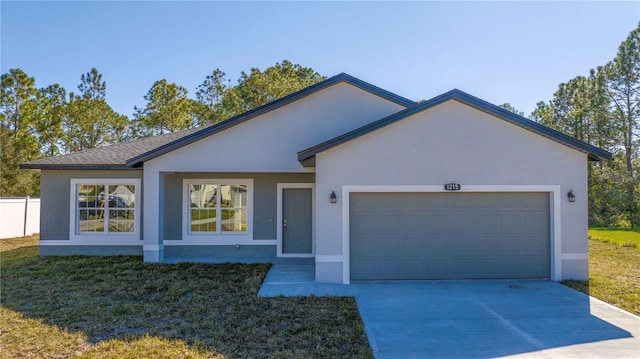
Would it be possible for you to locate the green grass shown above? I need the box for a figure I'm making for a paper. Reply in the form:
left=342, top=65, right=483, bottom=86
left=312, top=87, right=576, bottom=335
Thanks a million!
left=562, top=228, right=640, bottom=315
left=0, top=236, right=372, bottom=358
left=588, top=227, right=640, bottom=249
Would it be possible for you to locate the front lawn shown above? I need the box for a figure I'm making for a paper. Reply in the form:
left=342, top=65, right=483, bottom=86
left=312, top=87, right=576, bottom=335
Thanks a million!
left=562, top=228, right=640, bottom=315
left=0, top=236, right=372, bottom=358
left=588, top=227, right=640, bottom=249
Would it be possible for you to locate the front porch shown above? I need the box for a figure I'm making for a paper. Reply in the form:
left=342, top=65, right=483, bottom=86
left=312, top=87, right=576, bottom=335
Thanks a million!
left=258, top=259, right=352, bottom=296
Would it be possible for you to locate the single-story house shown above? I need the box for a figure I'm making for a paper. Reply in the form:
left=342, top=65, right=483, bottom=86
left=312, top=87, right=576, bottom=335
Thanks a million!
left=21, top=73, right=611, bottom=284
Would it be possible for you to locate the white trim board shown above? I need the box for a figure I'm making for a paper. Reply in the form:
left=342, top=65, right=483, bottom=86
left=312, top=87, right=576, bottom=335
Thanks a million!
left=561, top=253, right=589, bottom=260
left=41, top=239, right=142, bottom=246
left=340, top=184, right=563, bottom=284
left=315, top=255, right=343, bottom=263
left=164, top=239, right=276, bottom=246
left=276, top=183, right=316, bottom=257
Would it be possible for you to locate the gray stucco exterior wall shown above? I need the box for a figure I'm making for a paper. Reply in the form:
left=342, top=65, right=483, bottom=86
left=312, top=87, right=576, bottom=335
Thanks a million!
left=39, top=170, right=143, bottom=241
left=164, top=245, right=276, bottom=259
left=314, top=101, right=590, bottom=283
left=162, top=172, right=315, bottom=240
left=40, top=245, right=143, bottom=256
left=41, top=170, right=313, bottom=243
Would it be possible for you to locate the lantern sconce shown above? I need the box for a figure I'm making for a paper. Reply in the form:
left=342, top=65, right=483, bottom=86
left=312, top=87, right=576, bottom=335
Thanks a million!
left=567, top=190, right=576, bottom=203
left=330, top=191, right=337, bottom=204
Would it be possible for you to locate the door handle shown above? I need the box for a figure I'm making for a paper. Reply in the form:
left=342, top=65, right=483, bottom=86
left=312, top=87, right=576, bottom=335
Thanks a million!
left=283, top=219, right=287, bottom=231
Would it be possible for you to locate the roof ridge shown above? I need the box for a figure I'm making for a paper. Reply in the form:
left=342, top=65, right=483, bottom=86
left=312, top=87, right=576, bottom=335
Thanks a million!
left=298, top=89, right=612, bottom=165
left=125, top=73, right=416, bottom=167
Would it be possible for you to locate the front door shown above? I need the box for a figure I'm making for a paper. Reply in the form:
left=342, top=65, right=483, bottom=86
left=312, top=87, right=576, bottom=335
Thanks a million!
left=282, top=188, right=312, bottom=255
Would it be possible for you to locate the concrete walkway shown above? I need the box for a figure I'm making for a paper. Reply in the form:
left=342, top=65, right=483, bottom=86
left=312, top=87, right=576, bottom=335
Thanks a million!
left=259, top=263, right=640, bottom=358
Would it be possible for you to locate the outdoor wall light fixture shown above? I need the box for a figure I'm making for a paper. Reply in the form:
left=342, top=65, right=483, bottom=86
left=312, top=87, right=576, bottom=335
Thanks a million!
left=330, top=191, right=337, bottom=204
left=567, top=190, right=576, bottom=203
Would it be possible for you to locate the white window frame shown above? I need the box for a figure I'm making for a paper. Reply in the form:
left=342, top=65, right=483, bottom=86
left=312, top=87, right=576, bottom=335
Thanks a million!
left=69, top=178, right=141, bottom=244
left=182, top=179, right=253, bottom=243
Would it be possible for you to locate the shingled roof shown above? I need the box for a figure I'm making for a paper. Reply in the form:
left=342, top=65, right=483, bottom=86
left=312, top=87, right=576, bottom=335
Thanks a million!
left=20, top=127, right=204, bottom=170
left=21, top=77, right=611, bottom=171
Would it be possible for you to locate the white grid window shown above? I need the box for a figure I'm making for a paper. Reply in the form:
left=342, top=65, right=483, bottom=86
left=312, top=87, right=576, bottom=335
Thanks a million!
left=70, top=179, right=140, bottom=239
left=184, top=180, right=251, bottom=235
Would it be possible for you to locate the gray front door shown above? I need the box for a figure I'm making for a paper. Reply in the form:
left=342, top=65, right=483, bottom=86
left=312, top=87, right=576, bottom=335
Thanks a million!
left=282, top=188, right=312, bottom=254
left=350, top=192, right=550, bottom=280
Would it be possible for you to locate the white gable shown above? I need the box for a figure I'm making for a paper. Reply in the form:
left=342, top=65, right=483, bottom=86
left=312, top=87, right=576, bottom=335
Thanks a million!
left=147, top=82, right=406, bottom=172
left=317, top=100, right=587, bottom=185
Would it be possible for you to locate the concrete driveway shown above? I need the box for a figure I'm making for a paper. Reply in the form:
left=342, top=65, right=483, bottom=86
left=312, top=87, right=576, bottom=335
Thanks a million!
left=259, top=264, right=640, bottom=358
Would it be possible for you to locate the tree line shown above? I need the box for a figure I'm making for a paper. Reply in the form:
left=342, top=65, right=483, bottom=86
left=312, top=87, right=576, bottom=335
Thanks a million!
left=0, top=61, right=325, bottom=197
left=2, top=24, right=639, bottom=227
left=529, top=23, right=639, bottom=227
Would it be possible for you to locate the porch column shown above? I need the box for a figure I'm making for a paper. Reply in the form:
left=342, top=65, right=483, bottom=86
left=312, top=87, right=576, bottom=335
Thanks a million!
left=143, top=169, right=164, bottom=262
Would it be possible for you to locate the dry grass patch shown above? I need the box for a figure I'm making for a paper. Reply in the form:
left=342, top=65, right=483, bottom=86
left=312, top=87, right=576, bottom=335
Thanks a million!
left=0, top=306, right=91, bottom=358
left=1, top=235, right=372, bottom=358
left=77, top=336, right=218, bottom=359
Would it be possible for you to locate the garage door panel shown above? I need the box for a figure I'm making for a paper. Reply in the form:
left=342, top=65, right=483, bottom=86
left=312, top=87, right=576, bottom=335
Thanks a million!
left=393, top=194, right=427, bottom=211
left=422, top=235, right=450, bottom=253
left=398, top=235, right=424, bottom=253
left=523, top=193, right=551, bottom=208
left=518, top=258, right=550, bottom=277
left=520, top=234, right=550, bottom=253
left=474, top=234, right=504, bottom=255
left=472, top=212, right=501, bottom=232
left=420, top=213, right=451, bottom=234
left=447, top=235, right=478, bottom=255
left=429, top=259, right=474, bottom=277
left=448, top=195, right=471, bottom=209
left=351, top=235, right=388, bottom=255
left=349, top=214, right=377, bottom=235
left=400, top=214, right=426, bottom=235
left=384, top=214, right=404, bottom=234
left=500, top=212, right=534, bottom=233
left=448, top=216, right=474, bottom=235
left=524, top=213, right=550, bottom=233
left=350, top=192, right=550, bottom=280
left=421, top=194, right=450, bottom=208
left=496, top=195, right=526, bottom=209
left=469, top=194, right=497, bottom=210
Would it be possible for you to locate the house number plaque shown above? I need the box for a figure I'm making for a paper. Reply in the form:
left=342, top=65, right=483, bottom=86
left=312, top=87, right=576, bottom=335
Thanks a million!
left=444, top=183, right=462, bottom=191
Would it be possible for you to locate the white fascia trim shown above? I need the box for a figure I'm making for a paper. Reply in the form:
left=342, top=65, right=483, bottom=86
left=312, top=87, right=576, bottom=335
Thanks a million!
left=315, top=255, right=343, bottom=262
left=40, top=239, right=142, bottom=246
left=164, top=239, right=276, bottom=246
left=182, top=179, right=254, bottom=242
left=341, top=184, right=562, bottom=284
left=561, top=253, right=589, bottom=260
left=276, top=183, right=316, bottom=257
left=69, top=178, right=141, bottom=242
left=279, top=253, right=315, bottom=258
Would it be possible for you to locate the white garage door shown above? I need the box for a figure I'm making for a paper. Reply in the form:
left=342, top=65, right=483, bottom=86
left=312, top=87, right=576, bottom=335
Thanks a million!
left=349, top=192, right=550, bottom=280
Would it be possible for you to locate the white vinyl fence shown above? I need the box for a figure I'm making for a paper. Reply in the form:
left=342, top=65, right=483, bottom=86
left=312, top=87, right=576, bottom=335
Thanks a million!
left=0, top=197, right=40, bottom=239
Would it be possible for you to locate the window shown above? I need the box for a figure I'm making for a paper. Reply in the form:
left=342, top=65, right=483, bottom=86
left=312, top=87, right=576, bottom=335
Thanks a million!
left=185, top=180, right=251, bottom=235
left=71, top=179, right=140, bottom=238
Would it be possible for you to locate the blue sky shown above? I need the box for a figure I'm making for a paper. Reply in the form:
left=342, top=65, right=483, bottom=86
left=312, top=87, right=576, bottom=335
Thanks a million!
left=2, top=1, right=639, bottom=117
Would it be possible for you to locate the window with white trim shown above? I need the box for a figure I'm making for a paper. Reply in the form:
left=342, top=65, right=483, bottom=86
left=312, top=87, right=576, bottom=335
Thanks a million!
left=184, top=179, right=251, bottom=235
left=71, top=179, right=140, bottom=237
